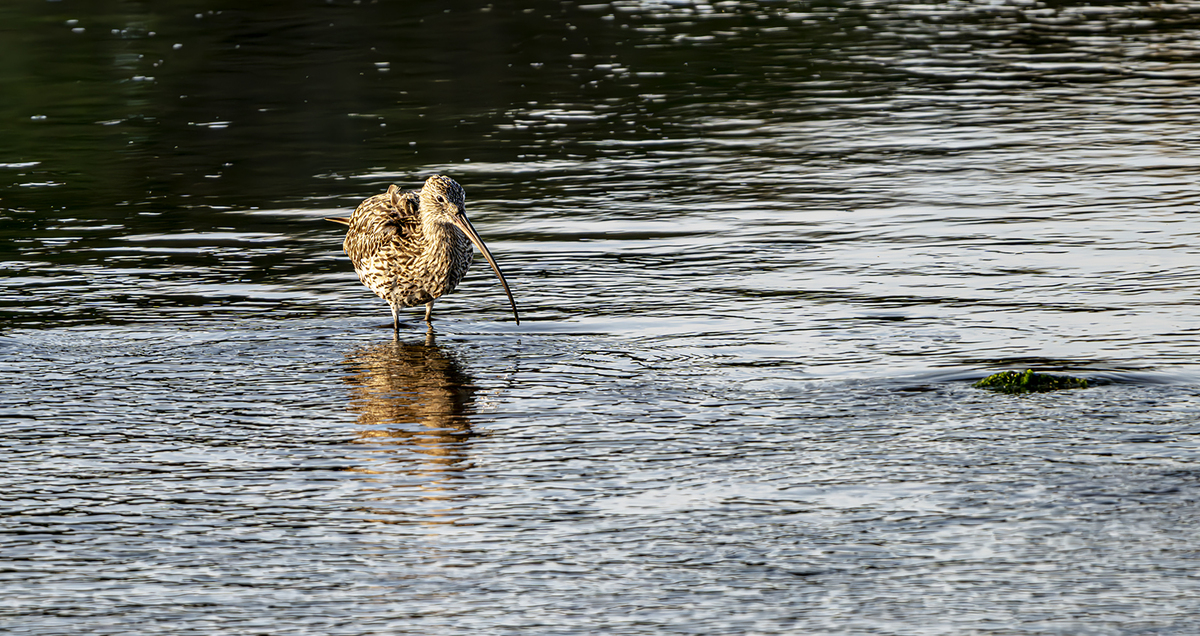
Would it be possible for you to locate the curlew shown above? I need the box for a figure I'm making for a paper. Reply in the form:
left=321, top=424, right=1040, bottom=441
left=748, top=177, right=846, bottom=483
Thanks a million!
left=326, top=175, right=519, bottom=335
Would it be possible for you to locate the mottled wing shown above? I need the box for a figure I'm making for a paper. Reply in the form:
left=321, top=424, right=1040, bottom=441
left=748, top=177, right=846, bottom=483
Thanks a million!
left=343, top=185, right=433, bottom=307
left=344, top=186, right=420, bottom=267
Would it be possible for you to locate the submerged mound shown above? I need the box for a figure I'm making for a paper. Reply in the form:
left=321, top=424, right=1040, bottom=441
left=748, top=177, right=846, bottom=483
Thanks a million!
left=973, top=369, right=1088, bottom=394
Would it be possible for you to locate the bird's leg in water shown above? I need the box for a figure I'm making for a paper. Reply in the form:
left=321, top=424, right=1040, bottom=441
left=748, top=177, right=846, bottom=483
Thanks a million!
left=391, top=304, right=400, bottom=339
left=424, top=301, right=434, bottom=323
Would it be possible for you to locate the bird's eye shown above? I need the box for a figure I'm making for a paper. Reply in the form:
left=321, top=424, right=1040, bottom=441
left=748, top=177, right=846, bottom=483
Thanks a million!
left=436, top=195, right=446, bottom=203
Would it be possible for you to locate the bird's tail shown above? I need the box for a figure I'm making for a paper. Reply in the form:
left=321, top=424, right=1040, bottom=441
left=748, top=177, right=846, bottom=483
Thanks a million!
left=324, top=217, right=351, bottom=226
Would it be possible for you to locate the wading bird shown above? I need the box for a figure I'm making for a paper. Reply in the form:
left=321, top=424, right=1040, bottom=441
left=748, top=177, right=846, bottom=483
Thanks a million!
left=326, top=175, right=519, bottom=336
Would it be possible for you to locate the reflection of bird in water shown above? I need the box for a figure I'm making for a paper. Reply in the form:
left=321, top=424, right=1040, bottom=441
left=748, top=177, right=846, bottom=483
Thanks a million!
left=341, top=329, right=478, bottom=475
left=326, top=175, right=520, bottom=337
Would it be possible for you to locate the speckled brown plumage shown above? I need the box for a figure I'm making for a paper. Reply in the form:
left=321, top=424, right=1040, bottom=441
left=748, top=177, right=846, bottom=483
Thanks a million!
left=326, top=175, right=520, bottom=335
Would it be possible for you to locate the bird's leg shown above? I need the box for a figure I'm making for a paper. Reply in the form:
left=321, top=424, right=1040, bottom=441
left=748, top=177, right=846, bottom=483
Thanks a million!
left=391, top=304, right=400, bottom=340
left=424, top=301, right=434, bottom=323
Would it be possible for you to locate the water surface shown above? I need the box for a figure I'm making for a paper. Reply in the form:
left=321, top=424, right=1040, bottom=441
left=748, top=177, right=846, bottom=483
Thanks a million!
left=3, top=1, right=1200, bottom=634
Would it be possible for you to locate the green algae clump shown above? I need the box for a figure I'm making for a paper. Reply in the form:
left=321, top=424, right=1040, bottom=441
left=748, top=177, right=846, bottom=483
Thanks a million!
left=972, top=369, right=1088, bottom=395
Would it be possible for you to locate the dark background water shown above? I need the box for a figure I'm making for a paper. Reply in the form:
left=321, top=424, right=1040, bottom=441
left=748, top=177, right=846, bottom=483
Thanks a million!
left=4, top=1, right=1200, bottom=634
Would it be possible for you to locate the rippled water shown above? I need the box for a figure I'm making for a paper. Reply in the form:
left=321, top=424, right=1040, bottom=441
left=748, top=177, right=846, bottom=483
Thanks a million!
left=4, top=2, right=1200, bottom=634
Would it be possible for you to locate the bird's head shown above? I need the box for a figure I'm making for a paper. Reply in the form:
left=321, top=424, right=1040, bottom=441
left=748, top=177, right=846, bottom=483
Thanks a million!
left=418, top=174, right=468, bottom=221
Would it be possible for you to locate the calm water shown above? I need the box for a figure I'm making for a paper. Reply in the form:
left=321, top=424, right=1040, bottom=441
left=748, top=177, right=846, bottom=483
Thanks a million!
left=3, top=1, right=1200, bottom=633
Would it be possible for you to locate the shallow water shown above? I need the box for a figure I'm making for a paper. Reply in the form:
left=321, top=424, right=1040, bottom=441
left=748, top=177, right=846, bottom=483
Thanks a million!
left=3, top=1, right=1200, bottom=634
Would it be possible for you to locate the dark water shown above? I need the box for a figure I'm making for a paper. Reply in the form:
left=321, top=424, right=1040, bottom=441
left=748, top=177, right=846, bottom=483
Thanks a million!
left=4, top=1, right=1200, bottom=633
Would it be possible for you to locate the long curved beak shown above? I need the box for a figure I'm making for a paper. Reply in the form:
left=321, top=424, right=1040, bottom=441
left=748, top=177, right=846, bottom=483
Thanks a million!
left=451, top=211, right=521, bottom=325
